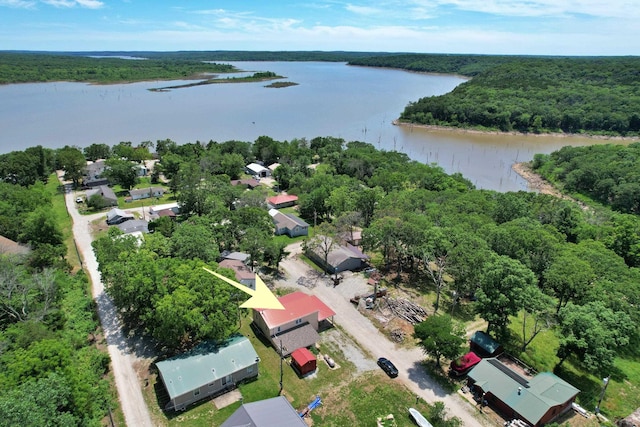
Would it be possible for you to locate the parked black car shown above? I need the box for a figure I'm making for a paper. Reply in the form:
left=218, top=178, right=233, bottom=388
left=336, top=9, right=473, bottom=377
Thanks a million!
left=377, top=357, right=398, bottom=378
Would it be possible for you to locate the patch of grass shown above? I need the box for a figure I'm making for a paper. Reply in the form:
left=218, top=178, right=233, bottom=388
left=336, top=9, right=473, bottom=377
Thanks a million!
left=145, top=312, right=460, bottom=427
left=507, top=311, right=559, bottom=372
left=507, top=311, right=640, bottom=420
left=46, top=174, right=82, bottom=270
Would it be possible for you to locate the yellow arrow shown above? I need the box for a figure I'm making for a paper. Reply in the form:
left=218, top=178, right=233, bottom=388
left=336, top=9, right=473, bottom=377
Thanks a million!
left=203, top=267, right=285, bottom=310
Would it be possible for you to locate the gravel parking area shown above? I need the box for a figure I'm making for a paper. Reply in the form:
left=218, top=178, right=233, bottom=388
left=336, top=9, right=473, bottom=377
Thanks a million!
left=272, top=242, right=491, bottom=427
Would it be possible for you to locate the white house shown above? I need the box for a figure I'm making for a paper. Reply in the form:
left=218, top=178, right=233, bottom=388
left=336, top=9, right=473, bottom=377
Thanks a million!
left=246, top=163, right=271, bottom=178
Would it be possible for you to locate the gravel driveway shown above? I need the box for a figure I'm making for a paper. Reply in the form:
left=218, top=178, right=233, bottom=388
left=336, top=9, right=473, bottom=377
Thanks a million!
left=274, top=242, right=491, bottom=427
left=64, top=181, right=155, bottom=427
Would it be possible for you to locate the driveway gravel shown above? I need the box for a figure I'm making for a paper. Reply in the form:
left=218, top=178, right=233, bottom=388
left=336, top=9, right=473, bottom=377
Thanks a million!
left=63, top=181, right=159, bottom=427
left=274, top=242, right=491, bottom=427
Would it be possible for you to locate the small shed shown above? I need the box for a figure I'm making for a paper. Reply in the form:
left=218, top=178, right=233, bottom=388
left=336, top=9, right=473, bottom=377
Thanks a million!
left=470, top=331, right=503, bottom=358
left=291, top=348, right=316, bottom=376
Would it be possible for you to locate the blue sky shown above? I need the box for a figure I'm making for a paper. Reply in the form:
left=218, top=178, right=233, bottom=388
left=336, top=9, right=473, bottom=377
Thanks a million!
left=0, top=0, right=638, bottom=55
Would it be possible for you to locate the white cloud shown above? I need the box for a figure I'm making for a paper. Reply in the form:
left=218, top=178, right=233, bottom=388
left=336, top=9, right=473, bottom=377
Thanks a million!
left=41, top=0, right=103, bottom=8
left=414, top=0, right=639, bottom=19
left=75, top=0, right=103, bottom=8
left=0, top=0, right=36, bottom=7
left=345, top=3, right=383, bottom=16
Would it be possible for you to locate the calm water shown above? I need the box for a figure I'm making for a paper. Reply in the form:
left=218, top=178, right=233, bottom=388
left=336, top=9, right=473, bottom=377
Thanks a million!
left=0, top=61, right=613, bottom=191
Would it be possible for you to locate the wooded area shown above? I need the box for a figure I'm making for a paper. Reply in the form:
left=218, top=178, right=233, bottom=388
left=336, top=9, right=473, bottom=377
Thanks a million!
left=3, top=133, right=640, bottom=420
left=0, top=52, right=236, bottom=84
left=533, top=143, right=640, bottom=215
left=0, top=178, right=111, bottom=425
left=3, top=51, right=638, bottom=136
left=351, top=54, right=640, bottom=137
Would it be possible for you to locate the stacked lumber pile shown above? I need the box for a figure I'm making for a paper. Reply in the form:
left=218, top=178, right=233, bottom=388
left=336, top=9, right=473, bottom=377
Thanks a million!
left=385, top=298, right=428, bottom=324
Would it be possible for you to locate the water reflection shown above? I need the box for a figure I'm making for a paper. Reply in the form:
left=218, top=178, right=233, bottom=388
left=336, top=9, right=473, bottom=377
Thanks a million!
left=0, top=61, right=629, bottom=192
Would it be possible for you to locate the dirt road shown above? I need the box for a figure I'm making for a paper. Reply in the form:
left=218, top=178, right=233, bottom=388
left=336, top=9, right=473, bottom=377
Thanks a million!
left=274, top=243, right=491, bottom=427
left=62, top=183, right=154, bottom=427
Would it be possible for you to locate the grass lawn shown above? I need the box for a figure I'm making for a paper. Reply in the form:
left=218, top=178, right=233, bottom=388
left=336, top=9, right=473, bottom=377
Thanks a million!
left=47, top=173, right=82, bottom=270
left=112, top=179, right=176, bottom=209
left=507, top=311, right=640, bottom=421
left=143, top=312, right=451, bottom=427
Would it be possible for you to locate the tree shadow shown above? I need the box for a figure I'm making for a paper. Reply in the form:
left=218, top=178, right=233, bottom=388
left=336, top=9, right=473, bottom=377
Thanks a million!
left=406, top=360, right=455, bottom=398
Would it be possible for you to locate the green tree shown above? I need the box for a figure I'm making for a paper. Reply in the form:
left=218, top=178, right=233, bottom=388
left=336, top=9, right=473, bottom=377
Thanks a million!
left=0, top=373, right=79, bottom=426
left=304, top=222, right=337, bottom=276
left=19, top=207, right=63, bottom=249
left=556, top=301, right=633, bottom=373
left=419, top=227, right=453, bottom=313
left=218, top=152, right=245, bottom=179
left=543, top=249, right=595, bottom=313
left=56, top=146, right=86, bottom=187
left=83, top=143, right=111, bottom=161
left=0, top=150, right=40, bottom=186
left=476, top=254, right=537, bottom=337
left=170, top=221, right=219, bottom=262
left=413, top=314, right=466, bottom=368
left=519, top=285, right=555, bottom=351
left=104, top=158, right=139, bottom=190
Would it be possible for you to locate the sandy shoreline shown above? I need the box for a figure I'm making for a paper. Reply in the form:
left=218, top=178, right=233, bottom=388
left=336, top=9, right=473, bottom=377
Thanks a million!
left=392, top=120, right=639, bottom=141
left=511, top=162, right=561, bottom=196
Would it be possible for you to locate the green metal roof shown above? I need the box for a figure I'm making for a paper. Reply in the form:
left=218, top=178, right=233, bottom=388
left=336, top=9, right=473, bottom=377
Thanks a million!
left=468, top=359, right=579, bottom=426
left=470, top=331, right=502, bottom=355
left=156, top=335, right=259, bottom=400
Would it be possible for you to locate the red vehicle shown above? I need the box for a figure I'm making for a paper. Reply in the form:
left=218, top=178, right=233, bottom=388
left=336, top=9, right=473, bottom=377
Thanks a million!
left=449, top=351, right=481, bottom=377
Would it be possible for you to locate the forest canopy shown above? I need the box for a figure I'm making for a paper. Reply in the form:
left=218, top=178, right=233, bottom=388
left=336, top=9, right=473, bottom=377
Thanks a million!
left=532, top=142, right=640, bottom=215
left=396, top=56, right=640, bottom=136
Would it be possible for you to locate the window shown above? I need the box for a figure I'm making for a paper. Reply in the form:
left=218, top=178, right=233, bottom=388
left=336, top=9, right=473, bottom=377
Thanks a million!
left=277, top=326, right=281, bottom=332
left=295, top=318, right=302, bottom=325
left=194, top=389, right=200, bottom=397
left=247, top=365, right=254, bottom=374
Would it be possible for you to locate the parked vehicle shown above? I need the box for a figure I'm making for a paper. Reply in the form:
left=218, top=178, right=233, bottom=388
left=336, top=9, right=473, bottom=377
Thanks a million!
left=377, top=357, right=398, bottom=378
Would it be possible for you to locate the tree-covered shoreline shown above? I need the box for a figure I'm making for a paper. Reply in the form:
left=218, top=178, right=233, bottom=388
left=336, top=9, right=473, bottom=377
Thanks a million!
left=3, top=51, right=639, bottom=138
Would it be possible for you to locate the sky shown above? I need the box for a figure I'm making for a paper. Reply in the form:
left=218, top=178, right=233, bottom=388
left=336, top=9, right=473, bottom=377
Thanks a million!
left=0, top=0, right=638, bottom=55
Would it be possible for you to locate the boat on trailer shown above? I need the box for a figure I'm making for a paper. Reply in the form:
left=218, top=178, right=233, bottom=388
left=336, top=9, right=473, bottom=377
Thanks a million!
left=408, top=407, right=434, bottom=427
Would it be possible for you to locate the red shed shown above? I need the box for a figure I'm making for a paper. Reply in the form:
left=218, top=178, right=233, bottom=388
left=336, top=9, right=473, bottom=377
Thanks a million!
left=291, top=348, right=317, bottom=376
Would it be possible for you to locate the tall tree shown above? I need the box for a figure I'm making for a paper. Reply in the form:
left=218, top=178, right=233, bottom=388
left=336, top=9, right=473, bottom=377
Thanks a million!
left=419, top=227, right=453, bottom=313
left=103, top=158, right=139, bottom=190
left=556, top=301, right=633, bottom=373
left=55, top=146, right=85, bottom=187
left=413, top=314, right=466, bottom=368
left=475, top=254, right=537, bottom=337
left=83, top=143, right=111, bottom=161
left=543, top=249, right=595, bottom=313
left=519, top=285, right=555, bottom=351
left=304, top=222, right=337, bottom=276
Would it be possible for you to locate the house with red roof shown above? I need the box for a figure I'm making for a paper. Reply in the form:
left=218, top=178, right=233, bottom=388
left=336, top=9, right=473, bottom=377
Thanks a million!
left=267, top=194, right=299, bottom=209
left=252, top=291, right=335, bottom=356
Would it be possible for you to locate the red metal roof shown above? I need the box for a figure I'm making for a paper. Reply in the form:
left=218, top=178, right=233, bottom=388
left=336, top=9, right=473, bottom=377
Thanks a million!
left=291, top=347, right=316, bottom=366
left=268, top=194, right=298, bottom=205
left=256, top=291, right=335, bottom=329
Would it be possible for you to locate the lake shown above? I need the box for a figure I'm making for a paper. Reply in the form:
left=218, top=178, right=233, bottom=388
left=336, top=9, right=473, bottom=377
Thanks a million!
left=0, top=61, right=612, bottom=192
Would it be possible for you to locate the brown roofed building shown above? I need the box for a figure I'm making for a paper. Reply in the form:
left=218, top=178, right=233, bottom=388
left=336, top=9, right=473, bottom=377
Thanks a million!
left=219, top=259, right=256, bottom=290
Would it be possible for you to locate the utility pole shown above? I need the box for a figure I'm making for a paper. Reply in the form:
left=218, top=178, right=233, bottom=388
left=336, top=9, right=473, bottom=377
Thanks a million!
left=278, top=340, right=284, bottom=395
left=595, top=376, right=610, bottom=414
